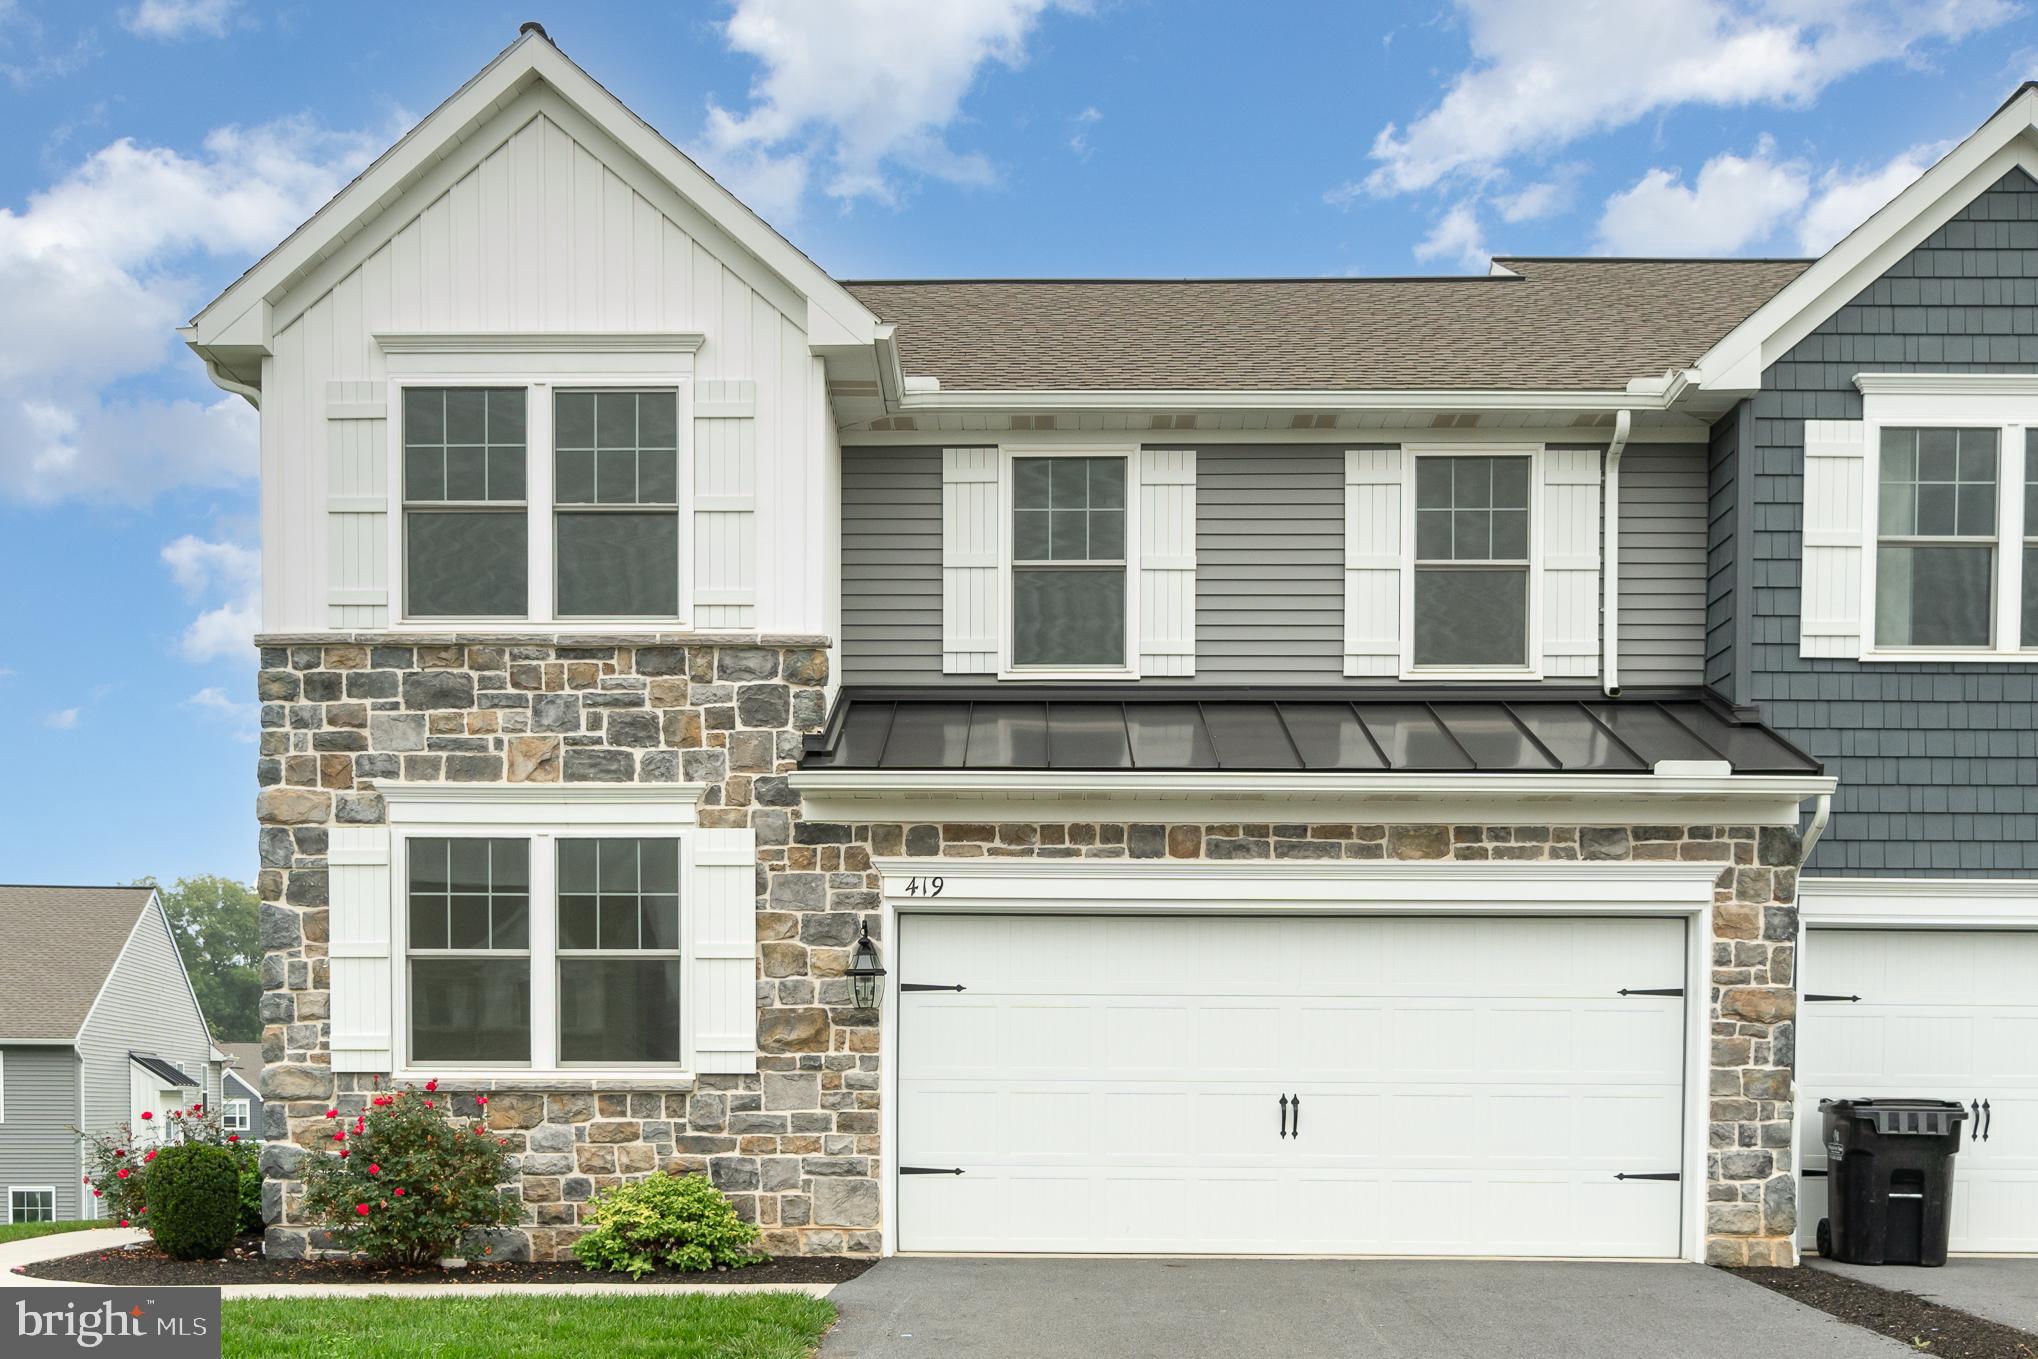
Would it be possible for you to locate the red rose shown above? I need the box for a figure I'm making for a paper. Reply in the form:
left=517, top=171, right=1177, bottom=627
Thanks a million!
left=355, top=1203, right=370, bottom=1216
left=116, top=1169, right=129, bottom=1180
left=227, top=1134, right=240, bottom=1143
left=424, top=1100, right=433, bottom=1108
left=143, top=1151, right=156, bottom=1163
left=114, top=1150, right=124, bottom=1158
left=424, top=1079, right=438, bottom=1092
left=118, top=1220, right=129, bottom=1228
left=338, top=1149, right=350, bottom=1159
left=476, top=1094, right=488, bottom=1105
left=139, top=1111, right=152, bottom=1121
left=325, top=1109, right=338, bottom=1119
left=332, top=1130, right=345, bottom=1142
left=92, top=1190, right=102, bottom=1198
left=367, top=1164, right=380, bottom=1175
left=393, top=1188, right=405, bottom=1197
left=82, top=1177, right=89, bottom=1184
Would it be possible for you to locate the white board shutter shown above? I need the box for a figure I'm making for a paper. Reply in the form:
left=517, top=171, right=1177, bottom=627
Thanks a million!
left=326, top=382, right=390, bottom=628
left=1138, top=449, right=1196, bottom=676
left=1344, top=447, right=1404, bottom=676
left=1801, top=420, right=1868, bottom=658
left=942, top=447, right=999, bottom=673
left=328, top=827, right=393, bottom=1074
left=694, top=380, right=758, bottom=628
left=1539, top=447, right=1603, bottom=678
left=690, top=826, right=758, bottom=1075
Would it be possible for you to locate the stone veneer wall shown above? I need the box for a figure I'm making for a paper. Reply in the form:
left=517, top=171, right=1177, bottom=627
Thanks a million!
left=254, top=642, right=1802, bottom=1264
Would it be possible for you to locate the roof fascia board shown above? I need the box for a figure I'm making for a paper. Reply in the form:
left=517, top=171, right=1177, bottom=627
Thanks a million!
left=192, top=34, right=877, bottom=352
left=894, top=387, right=1672, bottom=414
left=790, top=769, right=1835, bottom=826
left=1694, top=90, right=2038, bottom=392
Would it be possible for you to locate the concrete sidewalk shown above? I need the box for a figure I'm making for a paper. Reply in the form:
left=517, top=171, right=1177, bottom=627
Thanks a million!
left=1811, top=1257, right=2038, bottom=1334
left=822, top=1258, right=1911, bottom=1359
left=2, top=1227, right=149, bottom=1285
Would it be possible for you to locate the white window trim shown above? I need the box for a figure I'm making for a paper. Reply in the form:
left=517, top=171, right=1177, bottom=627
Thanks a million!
left=1399, top=443, right=1545, bottom=681
left=1857, top=377, right=2034, bottom=662
left=383, top=783, right=706, bottom=1083
left=221, top=1099, right=251, bottom=1133
left=8, top=1186, right=56, bottom=1225
left=996, top=443, right=1143, bottom=681
left=383, top=362, right=695, bottom=632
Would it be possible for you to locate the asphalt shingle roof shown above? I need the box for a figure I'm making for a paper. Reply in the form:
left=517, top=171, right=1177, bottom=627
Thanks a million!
left=0, top=885, right=154, bottom=1042
left=845, top=258, right=1811, bottom=393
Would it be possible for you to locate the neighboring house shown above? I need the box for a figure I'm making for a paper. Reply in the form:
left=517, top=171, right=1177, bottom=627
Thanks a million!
left=215, top=1043, right=263, bottom=1136
left=186, top=23, right=2038, bottom=1268
left=0, top=885, right=220, bottom=1222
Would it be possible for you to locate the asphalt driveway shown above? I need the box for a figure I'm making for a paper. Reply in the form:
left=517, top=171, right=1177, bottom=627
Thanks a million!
left=821, top=1258, right=1910, bottom=1359
left=1812, top=1256, right=2038, bottom=1334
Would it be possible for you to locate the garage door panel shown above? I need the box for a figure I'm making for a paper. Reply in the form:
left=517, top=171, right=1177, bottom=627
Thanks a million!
left=1799, top=927, right=2038, bottom=1254
left=900, top=913, right=1686, bottom=1256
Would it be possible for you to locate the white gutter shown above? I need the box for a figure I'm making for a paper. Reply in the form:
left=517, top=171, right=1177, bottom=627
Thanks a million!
left=893, top=387, right=1676, bottom=415
left=1601, top=408, right=1633, bottom=696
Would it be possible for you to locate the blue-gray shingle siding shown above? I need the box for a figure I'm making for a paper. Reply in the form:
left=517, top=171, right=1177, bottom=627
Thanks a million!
left=1750, top=166, right=2038, bottom=875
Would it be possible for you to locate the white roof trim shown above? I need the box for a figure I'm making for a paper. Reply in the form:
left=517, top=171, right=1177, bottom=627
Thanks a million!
left=895, top=387, right=1670, bottom=414
left=1854, top=371, right=2038, bottom=396
left=1694, top=85, right=2038, bottom=393
left=188, top=31, right=878, bottom=354
left=1800, top=875, right=2038, bottom=929
left=791, top=770, right=1835, bottom=826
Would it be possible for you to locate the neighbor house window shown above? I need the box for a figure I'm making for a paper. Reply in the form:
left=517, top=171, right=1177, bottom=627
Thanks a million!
left=1875, top=427, right=1997, bottom=649
left=1412, top=454, right=1531, bottom=667
left=221, top=1100, right=251, bottom=1133
left=407, top=838, right=531, bottom=1064
left=553, top=390, right=681, bottom=617
left=556, top=839, right=683, bottom=1065
left=9, top=1188, right=54, bottom=1224
left=1010, top=455, right=1128, bottom=668
left=403, top=388, right=528, bottom=618
left=2025, top=430, right=2038, bottom=647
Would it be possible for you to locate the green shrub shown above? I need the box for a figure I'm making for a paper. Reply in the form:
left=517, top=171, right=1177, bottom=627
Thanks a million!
left=574, top=1173, right=762, bottom=1278
left=232, top=1142, right=264, bottom=1235
left=147, top=1143, right=242, bottom=1259
left=299, top=1081, right=520, bottom=1266
left=79, top=1100, right=254, bottom=1230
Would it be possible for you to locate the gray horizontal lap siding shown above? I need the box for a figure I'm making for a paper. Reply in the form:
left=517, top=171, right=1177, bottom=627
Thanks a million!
left=841, top=448, right=943, bottom=685
left=1617, top=445, right=1708, bottom=689
left=76, top=903, right=214, bottom=1154
left=1195, top=447, right=1346, bottom=683
left=1750, top=166, right=2038, bottom=875
left=0, top=1047, right=81, bottom=1220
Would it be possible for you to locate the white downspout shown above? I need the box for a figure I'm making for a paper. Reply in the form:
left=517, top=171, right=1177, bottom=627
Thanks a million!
left=1601, top=408, right=1633, bottom=696
left=1799, top=790, right=1832, bottom=861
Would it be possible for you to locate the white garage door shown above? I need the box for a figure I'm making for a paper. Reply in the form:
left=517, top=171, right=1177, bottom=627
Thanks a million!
left=897, top=913, right=1687, bottom=1256
left=1799, top=929, right=2038, bottom=1254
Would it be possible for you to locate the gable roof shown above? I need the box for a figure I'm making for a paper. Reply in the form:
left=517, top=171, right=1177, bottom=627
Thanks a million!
left=846, top=258, right=1808, bottom=394
left=0, top=885, right=157, bottom=1042
left=186, top=25, right=880, bottom=372
left=1696, top=84, right=2038, bottom=391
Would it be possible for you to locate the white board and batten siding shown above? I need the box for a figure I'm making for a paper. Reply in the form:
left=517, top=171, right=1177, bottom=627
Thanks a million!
left=940, top=447, right=1197, bottom=676
left=1344, top=446, right=1601, bottom=680
left=1800, top=420, right=1868, bottom=658
left=264, top=91, right=831, bottom=636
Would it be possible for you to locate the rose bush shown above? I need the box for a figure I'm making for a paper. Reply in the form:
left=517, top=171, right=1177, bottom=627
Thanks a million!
left=81, top=1102, right=259, bottom=1234
left=298, top=1079, right=519, bottom=1266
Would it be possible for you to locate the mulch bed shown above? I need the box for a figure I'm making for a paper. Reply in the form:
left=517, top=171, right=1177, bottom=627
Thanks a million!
left=18, top=1235, right=875, bottom=1288
left=1736, top=1266, right=2038, bottom=1359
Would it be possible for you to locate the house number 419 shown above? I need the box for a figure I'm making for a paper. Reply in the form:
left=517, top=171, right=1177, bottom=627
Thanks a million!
left=901, top=876, right=945, bottom=897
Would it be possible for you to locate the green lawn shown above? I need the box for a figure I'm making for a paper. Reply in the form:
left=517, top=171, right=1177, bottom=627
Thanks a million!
left=222, top=1294, right=837, bottom=1359
left=0, top=1219, right=106, bottom=1246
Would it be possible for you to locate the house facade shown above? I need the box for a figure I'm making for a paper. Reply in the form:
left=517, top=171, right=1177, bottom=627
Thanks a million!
left=0, top=885, right=221, bottom=1223
left=192, top=26, right=2036, bottom=1266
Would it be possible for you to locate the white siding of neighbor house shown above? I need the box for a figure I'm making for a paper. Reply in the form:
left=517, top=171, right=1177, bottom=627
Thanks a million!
left=1618, top=445, right=1710, bottom=688
left=0, top=1047, right=82, bottom=1220
left=76, top=903, right=214, bottom=1153
left=260, top=89, right=829, bottom=636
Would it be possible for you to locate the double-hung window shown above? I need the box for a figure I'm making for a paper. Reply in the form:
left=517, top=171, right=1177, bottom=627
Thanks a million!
left=1874, top=427, right=1999, bottom=649
left=1010, top=454, right=1129, bottom=670
left=403, top=388, right=529, bottom=618
left=1412, top=453, right=1532, bottom=668
left=403, top=832, right=685, bottom=1071
left=553, top=390, right=682, bottom=618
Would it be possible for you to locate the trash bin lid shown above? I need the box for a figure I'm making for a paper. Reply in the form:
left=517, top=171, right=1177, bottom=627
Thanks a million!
left=1819, top=1097, right=1968, bottom=1136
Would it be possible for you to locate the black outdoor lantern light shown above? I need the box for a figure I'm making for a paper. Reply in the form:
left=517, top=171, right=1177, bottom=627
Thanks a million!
left=847, top=921, right=887, bottom=1009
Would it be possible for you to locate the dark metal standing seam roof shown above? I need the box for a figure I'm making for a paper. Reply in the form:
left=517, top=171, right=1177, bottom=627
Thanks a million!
left=130, top=1053, right=198, bottom=1087
left=800, top=689, right=1823, bottom=776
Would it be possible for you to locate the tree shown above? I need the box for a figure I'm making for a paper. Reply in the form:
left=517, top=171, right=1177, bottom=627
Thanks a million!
left=138, top=876, right=261, bottom=1042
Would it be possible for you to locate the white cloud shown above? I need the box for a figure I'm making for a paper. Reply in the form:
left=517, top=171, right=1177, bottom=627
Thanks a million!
left=695, top=0, right=1085, bottom=217
left=1068, top=106, right=1102, bottom=160
left=162, top=535, right=259, bottom=663
left=1796, top=142, right=1950, bottom=254
left=0, top=116, right=382, bottom=504
left=124, top=0, right=235, bottom=39
left=187, top=686, right=258, bottom=742
left=43, top=707, right=79, bottom=730
left=1494, top=165, right=1584, bottom=223
left=1595, top=140, right=1811, bottom=255
left=1364, top=0, right=2014, bottom=198
left=1413, top=201, right=1490, bottom=271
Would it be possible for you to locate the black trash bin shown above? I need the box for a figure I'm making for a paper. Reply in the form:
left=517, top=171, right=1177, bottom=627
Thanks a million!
left=1816, top=1097, right=1966, bottom=1266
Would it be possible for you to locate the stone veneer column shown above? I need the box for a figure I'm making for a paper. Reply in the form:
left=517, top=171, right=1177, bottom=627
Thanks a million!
left=253, top=637, right=883, bottom=1261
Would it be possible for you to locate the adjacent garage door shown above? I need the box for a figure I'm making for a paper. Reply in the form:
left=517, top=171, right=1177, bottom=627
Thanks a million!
left=897, top=913, right=1687, bottom=1256
left=1799, top=929, right=2038, bottom=1254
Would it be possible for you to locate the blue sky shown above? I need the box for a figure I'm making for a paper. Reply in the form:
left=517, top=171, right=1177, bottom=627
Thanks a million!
left=0, top=0, right=2033, bottom=886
